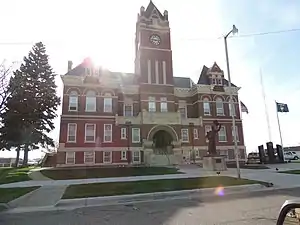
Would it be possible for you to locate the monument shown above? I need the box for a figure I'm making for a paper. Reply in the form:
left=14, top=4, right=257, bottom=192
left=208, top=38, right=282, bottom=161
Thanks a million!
left=202, top=120, right=227, bottom=171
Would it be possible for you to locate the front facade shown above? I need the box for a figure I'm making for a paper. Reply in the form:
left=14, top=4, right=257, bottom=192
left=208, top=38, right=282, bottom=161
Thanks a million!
left=57, top=1, right=247, bottom=167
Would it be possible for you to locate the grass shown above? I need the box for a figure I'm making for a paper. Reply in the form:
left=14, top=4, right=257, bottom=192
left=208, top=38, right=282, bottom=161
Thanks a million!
left=0, top=167, right=34, bottom=184
left=41, top=166, right=181, bottom=180
left=278, top=170, right=300, bottom=174
left=0, top=186, right=39, bottom=203
left=62, top=176, right=260, bottom=199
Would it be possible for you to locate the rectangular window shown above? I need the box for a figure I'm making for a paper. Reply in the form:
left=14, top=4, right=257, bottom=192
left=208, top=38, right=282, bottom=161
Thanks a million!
left=155, top=60, right=159, bottom=84
left=69, top=96, right=78, bottom=111
left=229, top=103, right=236, bottom=116
left=84, top=152, right=94, bottom=164
left=66, top=152, right=75, bottom=164
left=203, top=102, right=210, bottom=115
left=104, top=124, right=112, bottom=142
left=132, top=128, right=140, bottom=143
left=104, top=98, right=112, bottom=113
left=147, top=59, right=151, bottom=84
left=193, top=128, right=198, bottom=139
left=121, top=127, right=127, bottom=139
left=160, top=97, right=168, bottom=112
left=85, top=96, right=96, bottom=112
left=232, top=126, right=239, bottom=142
left=179, top=107, right=187, bottom=118
left=133, top=151, right=140, bottom=163
left=218, top=126, right=227, bottom=142
left=148, top=97, right=156, bottom=112
left=103, top=151, right=112, bottom=163
left=218, top=79, right=222, bottom=85
left=205, top=125, right=212, bottom=143
left=124, top=105, right=133, bottom=117
left=121, top=151, right=127, bottom=160
left=162, top=61, right=166, bottom=84
left=212, top=78, right=217, bottom=85
left=67, top=123, right=77, bottom=143
left=181, top=129, right=189, bottom=142
left=85, top=124, right=96, bottom=142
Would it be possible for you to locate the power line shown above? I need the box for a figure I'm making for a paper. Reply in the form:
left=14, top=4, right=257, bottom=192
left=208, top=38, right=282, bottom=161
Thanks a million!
left=1, top=28, right=300, bottom=45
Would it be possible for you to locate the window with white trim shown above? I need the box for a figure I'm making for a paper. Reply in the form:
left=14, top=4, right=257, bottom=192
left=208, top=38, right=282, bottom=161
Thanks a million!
left=179, top=107, right=187, bottom=118
left=193, top=128, right=198, bottom=139
left=148, top=96, right=156, bottom=112
left=85, top=90, right=96, bottom=112
left=132, top=128, right=140, bottom=143
left=160, top=97, right=168, bottom=112
left=218, top=126, right=227, bottom=142
left=216, top=97, right=224, bottom=116
left=104, top=93, right=113, bottom=113
left=84, top=152, right=94, bottom=163
left=133, top=151, right=140, bottom=162
left=104, top=124, right=112, bottom=142
left=69, top=91, right=78, bottom=111
left=66, top=152, right=75, bottom=164
left=121, top=127, right=126, bottom=139
left=121, top=151, right=127, bottom=160
left=124, top=105, right=133, bottom=117
left=103, top=151, right=112, bottom=163
left=67, top=123, right=77, bottom=143
left=85, top=124, right=96, bottom=142
left=232, top=126, right=239, bottom=142
left=203, top=98, right=211, bottom=115
left=229, top=102, right=236, bottom=116
left=181, top=129, right=189, bottom=142
left=205, top=125, right=212, bottom=142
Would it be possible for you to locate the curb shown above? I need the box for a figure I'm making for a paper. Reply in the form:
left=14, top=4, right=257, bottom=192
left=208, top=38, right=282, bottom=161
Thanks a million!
left=55, top=183, right=266, bottom=208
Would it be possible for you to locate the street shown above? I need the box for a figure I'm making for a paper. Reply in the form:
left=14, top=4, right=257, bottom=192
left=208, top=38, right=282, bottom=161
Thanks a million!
left=1, top=187, right=300, bottom=225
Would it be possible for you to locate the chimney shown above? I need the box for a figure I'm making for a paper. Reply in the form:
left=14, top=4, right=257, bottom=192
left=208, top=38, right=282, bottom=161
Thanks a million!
left=67, top=60, right=73, bottom=72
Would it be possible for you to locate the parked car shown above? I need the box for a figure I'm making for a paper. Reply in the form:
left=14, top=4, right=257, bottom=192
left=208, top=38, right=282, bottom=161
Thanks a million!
left=284, top=151, right=299, bottom=160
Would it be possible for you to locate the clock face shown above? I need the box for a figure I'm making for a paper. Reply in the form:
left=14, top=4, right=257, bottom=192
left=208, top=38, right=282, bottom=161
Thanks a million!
left=149, top=34, right=161, bottom=46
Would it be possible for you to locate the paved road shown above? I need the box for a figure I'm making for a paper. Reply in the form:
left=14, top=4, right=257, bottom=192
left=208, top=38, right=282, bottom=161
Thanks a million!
left=1, top=187, right=300, bottom=225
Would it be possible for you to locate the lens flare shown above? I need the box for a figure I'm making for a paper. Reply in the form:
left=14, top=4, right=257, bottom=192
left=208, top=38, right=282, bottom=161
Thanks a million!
left=214, top=186, right=225, bottom=196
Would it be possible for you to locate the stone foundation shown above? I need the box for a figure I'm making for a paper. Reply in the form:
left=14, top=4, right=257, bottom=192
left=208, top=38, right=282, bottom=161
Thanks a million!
left=202, top=156, right=227, bottom=171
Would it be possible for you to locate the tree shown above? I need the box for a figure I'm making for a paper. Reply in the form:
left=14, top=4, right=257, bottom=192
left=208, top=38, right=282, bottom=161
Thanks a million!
left=0, top=42, right=60, bottom=166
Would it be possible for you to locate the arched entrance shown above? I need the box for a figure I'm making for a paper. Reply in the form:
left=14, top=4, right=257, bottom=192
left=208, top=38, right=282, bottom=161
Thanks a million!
left=147, top=125, right=178, bottom=155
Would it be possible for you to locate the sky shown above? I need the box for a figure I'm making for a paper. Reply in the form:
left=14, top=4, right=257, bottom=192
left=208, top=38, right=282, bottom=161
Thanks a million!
left=0, top=0, right=300, bottom=159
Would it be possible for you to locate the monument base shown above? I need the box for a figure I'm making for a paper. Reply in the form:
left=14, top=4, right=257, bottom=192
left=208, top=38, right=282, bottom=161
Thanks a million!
left=202, top=156, right=227, bottom=171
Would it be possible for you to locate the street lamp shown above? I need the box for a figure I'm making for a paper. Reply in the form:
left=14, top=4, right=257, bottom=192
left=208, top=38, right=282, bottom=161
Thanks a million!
left=224, top=25, right=241, bottom=179
left=125, top=121, right=132, bottom=165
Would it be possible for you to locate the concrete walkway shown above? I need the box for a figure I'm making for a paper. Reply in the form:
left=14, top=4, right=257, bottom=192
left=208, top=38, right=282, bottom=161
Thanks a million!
left=28, top=170, right=52, bottom=181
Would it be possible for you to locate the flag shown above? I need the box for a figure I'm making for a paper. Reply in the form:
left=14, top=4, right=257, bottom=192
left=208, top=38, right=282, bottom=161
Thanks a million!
left=276, top=102, right=289, bottom=113
left=240, top=101, right=249, bottom=114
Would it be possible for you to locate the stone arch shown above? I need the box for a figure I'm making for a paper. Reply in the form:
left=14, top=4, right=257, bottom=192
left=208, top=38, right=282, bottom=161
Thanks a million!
left=83, top=88, right=99, bottom=96
left=225, top=96, right=237, bottom=102
left=201, top=95, right=212, bottom=101
left=101, top=89, right=116, bottom=96
left=65, top=87, right=82, bottom=95
left=147, top=125, right=178, bottom=142
left=213, top=95, right=225, bottom=101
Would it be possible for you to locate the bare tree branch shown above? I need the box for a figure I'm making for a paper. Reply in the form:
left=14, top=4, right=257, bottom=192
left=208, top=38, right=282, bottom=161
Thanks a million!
left=0, top=60, right=21, bottom=114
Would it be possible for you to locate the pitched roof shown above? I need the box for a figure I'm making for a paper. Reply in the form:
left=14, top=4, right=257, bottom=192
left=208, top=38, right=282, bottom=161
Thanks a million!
left=143, top=1, right=165, bottom=20
left=197, top=64, right=237, bottom=87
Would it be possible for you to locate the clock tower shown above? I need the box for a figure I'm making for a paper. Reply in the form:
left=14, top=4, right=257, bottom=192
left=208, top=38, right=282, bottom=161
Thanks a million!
left=135, top=1, right=173, bottom=86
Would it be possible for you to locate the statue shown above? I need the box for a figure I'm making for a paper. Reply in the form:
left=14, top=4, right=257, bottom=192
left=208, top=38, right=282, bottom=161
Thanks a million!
left=206, top=120, right=222, bottom=156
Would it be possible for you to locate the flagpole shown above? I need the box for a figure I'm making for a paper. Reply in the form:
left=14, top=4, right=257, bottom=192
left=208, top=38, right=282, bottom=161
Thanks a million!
left=260, top=68, right=272, bottom=142
left=275, top=101, right=284, bottom=149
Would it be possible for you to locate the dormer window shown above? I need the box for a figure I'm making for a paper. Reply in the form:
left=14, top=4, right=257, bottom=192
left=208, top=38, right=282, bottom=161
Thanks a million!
left=217, top=79, right=223, bottom=85
left=212, top=78, right=217, bottom=85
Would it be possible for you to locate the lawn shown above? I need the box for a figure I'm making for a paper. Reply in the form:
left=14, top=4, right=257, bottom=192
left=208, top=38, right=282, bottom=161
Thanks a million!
left=0, top=186, right=39, bottom=203
left=62, top=176, right=260, bottom=199
left=41, top=166, right=181, bottom=180
left=278, top=170, right=300, bottom=174
left=0, top=167, right=33, bottom=184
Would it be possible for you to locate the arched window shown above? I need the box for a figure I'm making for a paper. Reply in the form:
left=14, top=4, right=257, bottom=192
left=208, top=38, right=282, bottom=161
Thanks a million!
left=203, top=97, right=210, bottom=115
left=229, top=98, right=236, bottom=116
left=85, top=90, right=96, bottom=112
left=69, top=91, right=78, bottom=111
left=216, top=97, right=224, bottom=116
